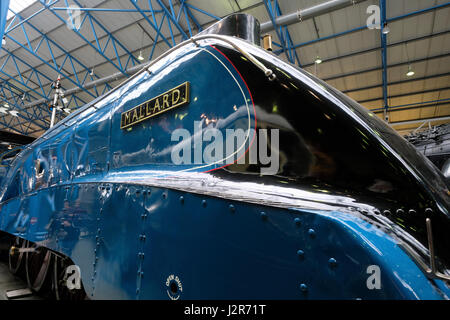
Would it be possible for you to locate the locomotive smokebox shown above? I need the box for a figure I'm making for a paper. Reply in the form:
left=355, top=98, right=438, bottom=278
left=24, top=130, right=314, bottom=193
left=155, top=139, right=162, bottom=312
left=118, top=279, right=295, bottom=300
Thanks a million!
left=197, top=13, right=261, bottom=46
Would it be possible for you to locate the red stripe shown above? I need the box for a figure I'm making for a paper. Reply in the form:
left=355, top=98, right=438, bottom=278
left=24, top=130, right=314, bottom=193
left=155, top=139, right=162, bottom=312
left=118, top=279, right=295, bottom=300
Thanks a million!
left=203, top=45, right=258, bottom=173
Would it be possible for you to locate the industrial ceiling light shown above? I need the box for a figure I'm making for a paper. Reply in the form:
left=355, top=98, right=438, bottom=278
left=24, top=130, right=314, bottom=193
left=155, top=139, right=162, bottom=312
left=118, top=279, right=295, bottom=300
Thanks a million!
left=382, top=22, right=390, bottom=35
left=90, top=68, right=94, bottom=76
left=7, top=145, right=12, bottom=150
left=2, top=37, right=5, bottom=46
left=9, top=110, right=18, bottom=117
left=138, top=50, right=145, bottom=61
left=4, top=103, right=8, bottom=108
left=406, top=65, right=415, bottom=77
left=314, top=56, right=322, bottom=64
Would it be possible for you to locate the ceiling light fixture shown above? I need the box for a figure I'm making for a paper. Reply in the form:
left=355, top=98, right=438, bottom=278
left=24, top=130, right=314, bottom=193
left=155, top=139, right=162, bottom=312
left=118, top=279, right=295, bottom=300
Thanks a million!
left=382, top=22, right=390, bottom=35
left=406, top=65, right=415, bottom=77
left=138, top=50, right=145, bottom=61
left=314, top=56, right=322, bottom=64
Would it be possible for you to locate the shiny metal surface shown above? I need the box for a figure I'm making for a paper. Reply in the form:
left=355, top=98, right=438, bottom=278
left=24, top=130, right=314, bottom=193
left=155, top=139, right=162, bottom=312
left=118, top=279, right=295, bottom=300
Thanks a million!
left=0, top=32, right=448, bottom=299
left=198, top=13, right=261, bottom=46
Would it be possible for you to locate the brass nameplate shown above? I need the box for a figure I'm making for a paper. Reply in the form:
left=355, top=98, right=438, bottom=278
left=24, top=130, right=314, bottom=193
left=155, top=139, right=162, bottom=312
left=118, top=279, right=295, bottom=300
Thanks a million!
left=120, top=81, right=190, bottom=129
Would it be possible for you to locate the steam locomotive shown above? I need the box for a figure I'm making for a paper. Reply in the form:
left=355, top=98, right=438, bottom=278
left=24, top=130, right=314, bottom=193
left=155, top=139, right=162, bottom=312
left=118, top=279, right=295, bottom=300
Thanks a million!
left=405, top=123, right=450, bottom=183
left=0, top=14, right=449, bottom=300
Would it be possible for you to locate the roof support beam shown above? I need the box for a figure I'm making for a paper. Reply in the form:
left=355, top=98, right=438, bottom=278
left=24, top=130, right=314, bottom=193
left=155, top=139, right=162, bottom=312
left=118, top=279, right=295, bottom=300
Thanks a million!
left=372, top=101, right=449, bottom=114
left=371, top=98, right=450, bottom=112
left=41, top=0, right=139, bottom=76
left=300, top=29, right=450, bottom=67
left=4, top=7, right=99, bottom=99
left=322, top=52, right=450, bottom=81
left=389, top=116, right=450, bottom=127
left=177, top=0, right=202, bottom=34
left=380, top=0, right=389, bottom=116
left=129, top=0, right=174, bottom=57
left=263, top=0, right=301, bottom=66
left=358, top=86, right=450, bottom=104
left=260, top=0, right=365, bottom=32
left=343, top=72, right=450, bottom=94
left=155, top=0, right=188, bottom=40
left=273, top=2, right=450, bottom=55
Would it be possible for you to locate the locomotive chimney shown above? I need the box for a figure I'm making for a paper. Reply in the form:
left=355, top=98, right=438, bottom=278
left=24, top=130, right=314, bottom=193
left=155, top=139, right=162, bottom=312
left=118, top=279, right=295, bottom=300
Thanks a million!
left=197, top=13, right=261, bottom=46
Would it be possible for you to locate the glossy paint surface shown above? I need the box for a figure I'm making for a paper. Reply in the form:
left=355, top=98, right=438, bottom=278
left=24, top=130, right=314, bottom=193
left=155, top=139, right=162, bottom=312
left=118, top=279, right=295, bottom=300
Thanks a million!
left=0, top=37, right=448, bottom=299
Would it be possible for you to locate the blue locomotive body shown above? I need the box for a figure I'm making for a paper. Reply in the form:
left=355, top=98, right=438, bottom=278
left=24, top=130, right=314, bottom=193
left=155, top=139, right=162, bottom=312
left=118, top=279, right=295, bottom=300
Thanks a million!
left=0, top=17, right=449, bottom=299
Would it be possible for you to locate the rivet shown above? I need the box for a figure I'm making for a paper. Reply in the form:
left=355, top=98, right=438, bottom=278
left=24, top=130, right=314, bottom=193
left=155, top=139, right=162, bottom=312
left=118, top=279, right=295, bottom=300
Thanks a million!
left=383, top=210, right=391, bottom=216
left=294, top=217, right=301, bottom=226
left=162, top=193, right=167, bottom=199
left=328, top=258, right=337, bottom=268
left=373, top=209, right=381, bottom=215
left=260, top=212, right=267, bottom=220
left=425, top=208, right=433, bottom=215
left=229, top=204, right=235, bottom=213
left=308, top=229, right=316, bottom=238
left=202, top=200, right=207, bottom=207
left=297, top=250, right=304, bottom=259
left=408, top=209, right=416, bottom=215
left=396, top=209, right=404, bottom=215
left=300, top=283, right=308, bottom=292
left=179, top=196, right=184, bottom=204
